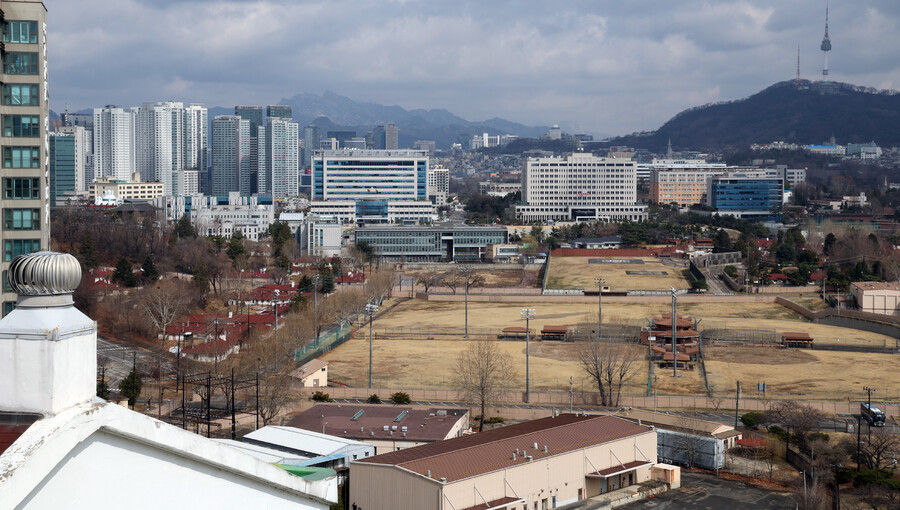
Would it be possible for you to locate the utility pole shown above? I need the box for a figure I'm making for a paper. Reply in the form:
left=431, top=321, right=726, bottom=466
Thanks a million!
left=521, top=308, right=535, bottom=403
left=366, top=302, right=379, bottom=389
left=273, top=289, right=280, bottom=371
left=461, top=265, right=472, bottom=338
left=569, top=376, right=574, bottom=412
left=313, top=275, right=319, bottom=347
left=863, top=386, right=874, bottom=440
left=231, top=368, right=236, bottom=440
left=856, top=414, right=862, bottom=473
left=734, top=381, right=741, bottom=429
left=595, top=277, right=605, bottom=340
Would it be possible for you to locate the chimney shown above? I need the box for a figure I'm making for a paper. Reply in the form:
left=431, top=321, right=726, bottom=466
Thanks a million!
left=0, top=252, right=96, bottom=416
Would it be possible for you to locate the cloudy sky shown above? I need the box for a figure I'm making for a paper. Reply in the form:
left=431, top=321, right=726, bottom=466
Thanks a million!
left=46, top=0, right=900, bottom=136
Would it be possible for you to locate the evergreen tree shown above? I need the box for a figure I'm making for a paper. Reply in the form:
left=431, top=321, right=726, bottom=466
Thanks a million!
left=320, top=271, right=335, bottom=294
left=226, top=233, right=246, bottom=260
left=174, top=214, right=196, bottom=239
left=112, top=257, right=136, bottom=287
left=142, top=255, right=159, bottom=282
left=298, top=274, right=314, bottom=293
left=823, top=233, right=837, bottom=256
left=79, top=234, right=99, bottom=270
left=120, top=368, right=143, bottom=407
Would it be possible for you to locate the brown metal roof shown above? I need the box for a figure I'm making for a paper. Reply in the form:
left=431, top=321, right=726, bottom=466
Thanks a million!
left=287, top=404, right=467, bottom=442
left=653, top=314, right=693, bottom=329
left=589, top=460, right=652, bottom=477
left=357, top=414, right=651, bottom=483
left=662, top=352, right=690, bottom=362
left=501, top=327, right=530, bottom=334
left=782, top=332, right=813, bottom=341
left=462, top=496, right=523, bottom=510
left=541, top=325, right=570, bottom=334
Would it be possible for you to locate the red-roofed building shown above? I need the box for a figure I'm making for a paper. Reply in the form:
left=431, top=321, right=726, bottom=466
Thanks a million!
left=768, top=273, right=788, bottom=283
left=351, top=414, right=676, bottom=510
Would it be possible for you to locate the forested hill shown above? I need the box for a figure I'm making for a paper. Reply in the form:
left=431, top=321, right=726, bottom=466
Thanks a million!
left=610, top=80, right=900, bottom=152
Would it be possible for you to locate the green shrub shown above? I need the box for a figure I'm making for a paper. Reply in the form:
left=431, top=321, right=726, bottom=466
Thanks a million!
left=691, top=279, right=708, bottom=290
left=312, top=391, right=332, bottom=402
left=389, top=392, right=412, bottom=405
left=741, top=411, right=764, bottom=429
left=767, top=425, right=788, bottom=442
left=807, top=431, right=830, bottom=443
left=485, top=416, right=505, bottom=424
left=366, top=394, right=382, bottom=404
left=724, top=265, right=738, bottom=278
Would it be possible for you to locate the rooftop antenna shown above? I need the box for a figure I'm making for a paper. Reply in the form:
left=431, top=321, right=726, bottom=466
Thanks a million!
left=666, top=139, right=673, bottom=159
left=820, top=5, right=831, bottom=80
left=795, top=45, right=801, bottom=86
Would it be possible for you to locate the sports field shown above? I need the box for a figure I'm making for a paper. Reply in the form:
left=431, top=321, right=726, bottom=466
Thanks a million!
left=321, top=298, right=896, bottom=399
left=545, top=256, right=692, bottom=291
left=322, top=338, right=706, bottom=395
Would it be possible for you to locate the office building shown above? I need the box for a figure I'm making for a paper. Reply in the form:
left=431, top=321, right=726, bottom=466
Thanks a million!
left=234, top=106, right=263, bottom=193
left=311, top=149, right=434, bottom=224
left=49, top=133, right=77, bottom=206
left=479, top=181, right=521, bottom=197
left=1, top=0, right=51, bottom=315
left=372, top=125, right=386, bottom=150
left=427, top=165, right=449, bottom=205
left=59, top=111, right=92, bottom=128
left=355, top=225, right=508, bottom=261
left=705, top=174, right=782, bottom=217
left=93, top=105, right=135, bottom=182
left=211, top=116, right=251, bottom=195
left=266, top=104, right=292, bottom=120
left=161, top=192, right=274, bottom=241
left=413, top=140, right=435, bottom=156
left=516, top=153, right=647, bottom=222
left=350, top=414, right=673, bottom=510
left=385, top=123, right=398, bottom=149
left=89, top=174, right=164, bottom=204
left=56, top=124, right=90, bottom=192
left=262, top=117, right=299, bottom=197
left=299, top=214, right=343, bottom=258
left=303, top=124, right=320, bottom=169
left=326, top=131, right=355, bottom=146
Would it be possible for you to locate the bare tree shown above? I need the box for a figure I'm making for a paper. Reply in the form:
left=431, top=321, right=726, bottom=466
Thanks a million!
left=442, top=271, right=462, bottom=294
left=577, top=335, right=639, bottom=407
left=766, top=401, right=823, bottom=449
left=452, top=338, right=513, bottom=432
left=860, top=428, right=900, bottom=469
left=676, top=412, right=706, bottom=470
left=416, top=269, right=444, bottom=293
left=331, top=288, right=367, bottom=331
left=140, top=280, right=189, bottom=346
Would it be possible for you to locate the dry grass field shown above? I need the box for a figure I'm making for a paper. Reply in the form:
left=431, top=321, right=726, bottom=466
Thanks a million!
left=322, top=337, right=706, bottom=395
left=546, top=257, right=692, bottom=291
left=704, top=346, right=899, bottom=399
left=319, top=298, right=898, bottom=399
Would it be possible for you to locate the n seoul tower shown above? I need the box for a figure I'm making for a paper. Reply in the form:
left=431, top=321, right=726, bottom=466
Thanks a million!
left=820, top=6, right=832, bottom=80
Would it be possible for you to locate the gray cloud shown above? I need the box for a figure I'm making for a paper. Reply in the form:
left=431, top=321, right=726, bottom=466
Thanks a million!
left=45, top=0, right=900, bottom=136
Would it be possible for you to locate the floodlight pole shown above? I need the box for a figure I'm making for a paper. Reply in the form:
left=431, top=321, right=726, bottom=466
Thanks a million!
left=595, top=277, right=605, bottom=340
left=671, top=287, right=677, bottom=377
left=521, top=308, right=535, bottom=404
left=313, top=275, right=319, bottom=347
left=462, top=265, right=472, bottom=338
left=274, top=289, right=280, bottom=371
left=864, top=386, right=874, bottom=439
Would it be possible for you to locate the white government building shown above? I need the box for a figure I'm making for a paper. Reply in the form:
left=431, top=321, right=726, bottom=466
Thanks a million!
left=516, top=153, right=647, bottom=222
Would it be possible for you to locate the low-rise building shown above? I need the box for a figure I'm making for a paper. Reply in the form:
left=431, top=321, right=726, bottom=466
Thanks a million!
left=288, top=404, right=469, bottom=454
left=705, top=174, right=783, bottom=218
left=160, top=192, right=275, bottom=241
left=89, top=173, right=165, bottom=203
left=850, top=281, right=900, bottom=316
left=350, top=413, right=677, bottom=510
left=243, top=426, right=375, bottom=473
left=299, top=214, right=343, bottom=257
left=615, top=409, right=742, bottom=470
left=485, top=243, right=522, bottom=262
left=355, top=225, right=508, bottom=262
left=571, top=236, right=623, bottom=249
left=291, top=359, right=329, bottom=388
left=479, top=181, right=522, bottom=197
left=309, top=200, right=436, bottom=225
left=427, top=166, right=450, bottom=206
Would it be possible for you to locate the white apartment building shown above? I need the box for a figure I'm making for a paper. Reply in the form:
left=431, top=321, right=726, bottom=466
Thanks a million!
left=516, top=153, right=647, bottom=222
left=93, top=106, right=135, bottom=182
left=183, top=103, right=208, bottom=186
left=261, top=117, right=299, bottom=198
left=134, top=101, right=184, bottom=196
left=427, top=165, right=449, bottom=205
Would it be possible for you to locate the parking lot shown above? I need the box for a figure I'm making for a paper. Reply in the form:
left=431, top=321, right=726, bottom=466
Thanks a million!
left=624, top=472, right=794, bottom=509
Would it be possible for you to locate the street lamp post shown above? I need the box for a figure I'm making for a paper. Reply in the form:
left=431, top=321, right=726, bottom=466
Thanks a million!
left=461, top=265, right=472, bottom=338
left=273, top=289, right=280, bottom=371
left=366, top=302, right=379, bottom=389
left=521, top=308, right=535, bottom=404
left=595, top=277, right=605, bottom=340
left=313, top=275, right=320, bottom=347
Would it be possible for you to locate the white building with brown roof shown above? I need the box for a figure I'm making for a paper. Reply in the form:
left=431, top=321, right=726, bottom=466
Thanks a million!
left=288, top=404, right=469, bottom=454
left=850, top=281, right=900, bottom=316
left=291, top=359, right=329, bottom=388
left=350, top=414, right=678, bottom=510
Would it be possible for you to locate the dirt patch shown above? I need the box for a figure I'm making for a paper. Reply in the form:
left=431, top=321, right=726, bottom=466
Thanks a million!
left=705, top=346, right=818, bottom=365
left=546, top=256, right=692, bottom=291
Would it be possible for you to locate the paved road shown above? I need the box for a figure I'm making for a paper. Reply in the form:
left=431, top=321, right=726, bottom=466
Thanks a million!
left=623, top=472, right=794, bottom=509
left=97, top=336, right=173, bottom=389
